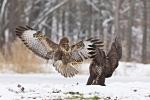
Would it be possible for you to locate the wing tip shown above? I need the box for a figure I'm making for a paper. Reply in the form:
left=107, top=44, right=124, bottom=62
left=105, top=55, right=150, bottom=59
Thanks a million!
left=15, top=25, right=33, bottom=36
left=87, top=38, right=104, bottom=51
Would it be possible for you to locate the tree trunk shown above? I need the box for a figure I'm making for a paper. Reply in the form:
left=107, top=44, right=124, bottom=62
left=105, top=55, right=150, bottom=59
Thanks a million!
left=148, top=0, right=150, bottom=63
left=141, top=0, right=148, bottom=64
left=114, top=0, right=120, bottom=37
left=0, top=0, right=8, bottom=50
left=126, top=0, right=134, bottom=62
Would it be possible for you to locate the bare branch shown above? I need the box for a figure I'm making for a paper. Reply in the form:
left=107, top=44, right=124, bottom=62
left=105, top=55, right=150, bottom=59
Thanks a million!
left=85, top=0, right=100, bottom=12
left=33, top=0, right=68, bottom=28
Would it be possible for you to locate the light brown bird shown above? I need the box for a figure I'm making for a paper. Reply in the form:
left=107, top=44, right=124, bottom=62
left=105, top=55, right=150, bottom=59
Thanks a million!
left=15, top=25, right=103, bottom=77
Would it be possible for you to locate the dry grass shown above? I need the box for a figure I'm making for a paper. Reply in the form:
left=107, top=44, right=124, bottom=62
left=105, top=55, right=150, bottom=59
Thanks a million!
left=0, top=52, right=5, bottom=70
left=0, top=39, right=45, bottom=73
left=0, top=52, right=5, bottom=63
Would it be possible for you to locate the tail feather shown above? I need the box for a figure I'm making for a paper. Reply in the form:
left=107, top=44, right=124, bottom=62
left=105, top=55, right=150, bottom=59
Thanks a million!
left=61, top=64, right=78, bottom=77
left=53, top=61, right=79, bottom=77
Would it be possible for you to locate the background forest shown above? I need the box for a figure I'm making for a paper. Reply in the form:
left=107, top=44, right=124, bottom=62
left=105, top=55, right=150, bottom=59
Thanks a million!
left=0, top=0, right=149, bottom=72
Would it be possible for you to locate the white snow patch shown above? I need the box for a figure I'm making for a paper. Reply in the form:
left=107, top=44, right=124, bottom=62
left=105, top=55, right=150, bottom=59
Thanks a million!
left=0, top=62, right=150, bottom=99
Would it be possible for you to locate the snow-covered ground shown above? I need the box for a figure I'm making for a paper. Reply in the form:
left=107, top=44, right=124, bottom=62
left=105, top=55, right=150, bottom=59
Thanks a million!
left=0, top=62, right=150, bottom=100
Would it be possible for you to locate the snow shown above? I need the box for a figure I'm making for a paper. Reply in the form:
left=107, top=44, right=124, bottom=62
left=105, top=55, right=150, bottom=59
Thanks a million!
left=114, top=62, right=150, bottom=77
left=0, top=62, right=150, bottom=100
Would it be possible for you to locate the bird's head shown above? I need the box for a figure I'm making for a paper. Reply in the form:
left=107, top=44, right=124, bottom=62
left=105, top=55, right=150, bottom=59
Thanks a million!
left=59, top=37, right=70, bottom=52
left=33, top=31, right=46, bottom=40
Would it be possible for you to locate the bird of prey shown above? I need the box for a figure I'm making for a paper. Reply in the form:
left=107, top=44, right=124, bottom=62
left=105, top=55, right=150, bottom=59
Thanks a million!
left=87, top=37, right=122, bottom=85
left=15, top=25, right=103, bottom=77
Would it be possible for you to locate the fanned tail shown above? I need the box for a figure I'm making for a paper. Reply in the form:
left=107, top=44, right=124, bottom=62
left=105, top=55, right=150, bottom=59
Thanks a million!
left=53, top=60, right=79, bottom=77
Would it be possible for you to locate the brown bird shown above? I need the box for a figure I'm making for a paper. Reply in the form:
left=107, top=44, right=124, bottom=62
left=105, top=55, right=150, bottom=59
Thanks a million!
left=87, top=37, right=122, bottom=85
left=15, top=25, right=104, bottom=77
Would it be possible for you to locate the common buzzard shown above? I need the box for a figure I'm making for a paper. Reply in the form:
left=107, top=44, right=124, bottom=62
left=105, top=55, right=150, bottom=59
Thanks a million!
left=87, top=37, right=122, bottom=85
left=15, top=25, right=103, bottom=77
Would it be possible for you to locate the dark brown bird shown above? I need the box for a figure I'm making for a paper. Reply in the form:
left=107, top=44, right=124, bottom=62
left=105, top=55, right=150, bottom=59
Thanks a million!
left=15, top=25, right=104, bottom=77
left=87, top=37, right=122, bottom=85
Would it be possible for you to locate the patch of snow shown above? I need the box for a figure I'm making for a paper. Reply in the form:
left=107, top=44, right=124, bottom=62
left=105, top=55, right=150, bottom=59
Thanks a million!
left=114, top=62, right=150, bottom=77
left=0, top=62, right=150, bottom=99
left=0, top=74, right=150, bottom=100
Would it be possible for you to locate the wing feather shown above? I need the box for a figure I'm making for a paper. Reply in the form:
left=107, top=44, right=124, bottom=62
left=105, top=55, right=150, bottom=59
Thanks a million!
left=70, top=38, right=104, bottom=63
left=15, top=26, right=57, bottom=60
left=53, top=60, right=78, bottom=77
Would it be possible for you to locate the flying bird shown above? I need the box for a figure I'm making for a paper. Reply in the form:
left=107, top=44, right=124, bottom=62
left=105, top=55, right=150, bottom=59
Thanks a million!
left=15, top=25, right=103, bottom=77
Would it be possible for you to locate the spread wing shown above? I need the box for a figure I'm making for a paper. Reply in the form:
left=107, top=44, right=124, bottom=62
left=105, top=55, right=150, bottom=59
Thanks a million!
left=70, top=38, right=104, bottom=63
left=15, top=25, right=58, bottom=60
left=105, top=37, right=122, bottom=78
left=53, top=38, right=103, bottom=78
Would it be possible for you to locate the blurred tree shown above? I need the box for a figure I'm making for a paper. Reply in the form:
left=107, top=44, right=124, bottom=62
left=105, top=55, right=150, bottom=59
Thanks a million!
left=148, top=0, right=150, bottom=63
left=0, top=0, right=8, bottom=50
left=141, top=0, right=148, bottom=64
left=126, top=0, right=134, bottom=62
left=0, top=0, right=25, bottom=58
left=0, top=0, right=149, bottom=63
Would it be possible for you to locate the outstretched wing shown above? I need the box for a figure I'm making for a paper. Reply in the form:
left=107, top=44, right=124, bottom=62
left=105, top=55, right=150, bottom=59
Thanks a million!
left=105, top=37, right=122, bottom=78
left=15, top=25, right=58, bottom=60
left=70, top=38, right=104, bottom=63
left=52, top=38, right=103, bottom=78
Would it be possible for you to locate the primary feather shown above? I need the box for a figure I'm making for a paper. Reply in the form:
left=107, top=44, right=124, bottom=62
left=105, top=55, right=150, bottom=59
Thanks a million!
left=16, top=26, right=53, bottom=60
